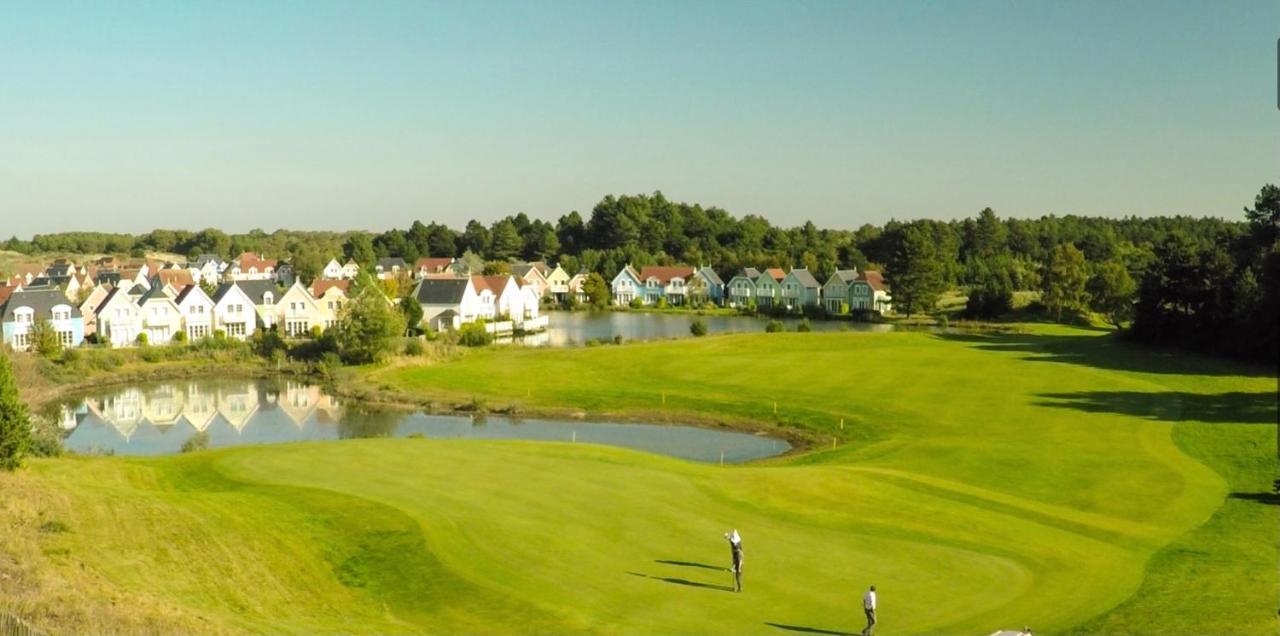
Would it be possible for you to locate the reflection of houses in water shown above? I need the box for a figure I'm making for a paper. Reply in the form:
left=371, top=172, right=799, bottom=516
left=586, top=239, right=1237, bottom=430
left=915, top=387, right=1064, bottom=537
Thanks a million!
left=215, top=383, right=260, bottom=433
left=142, top=384, right=184, bottom=427
left=70, top=381, right=343, bottom=444
left=58, top=404, right=82, bottom=430
left=182, top=384, right=218, bottom=432
left=98, top=388, right=145, bottom=439
left=279, top=382, right=319, bottom=427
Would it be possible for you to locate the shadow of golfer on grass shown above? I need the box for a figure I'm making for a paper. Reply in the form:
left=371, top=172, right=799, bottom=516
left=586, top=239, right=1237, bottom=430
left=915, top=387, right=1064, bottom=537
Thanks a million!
left=655, top=559, right=726, bottom=571
left=627, top=571, right=734, bottom=592
left=764, top=622, right=857, bottom=635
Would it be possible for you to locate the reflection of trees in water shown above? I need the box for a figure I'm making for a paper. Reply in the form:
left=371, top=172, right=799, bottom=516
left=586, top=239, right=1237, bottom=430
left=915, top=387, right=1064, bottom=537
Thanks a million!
left=339, top=406, right=401, bottom=439
left=470, top=412, right=487, bottom=428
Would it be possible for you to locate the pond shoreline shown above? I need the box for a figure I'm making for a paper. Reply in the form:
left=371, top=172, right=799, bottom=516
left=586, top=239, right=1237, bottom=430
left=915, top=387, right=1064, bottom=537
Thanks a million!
left=40, top=360, right=813, bottom=461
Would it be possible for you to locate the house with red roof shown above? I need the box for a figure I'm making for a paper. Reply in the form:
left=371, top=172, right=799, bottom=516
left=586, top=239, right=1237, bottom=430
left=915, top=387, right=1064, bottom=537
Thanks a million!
left=849, top=271, right=892, bottom=314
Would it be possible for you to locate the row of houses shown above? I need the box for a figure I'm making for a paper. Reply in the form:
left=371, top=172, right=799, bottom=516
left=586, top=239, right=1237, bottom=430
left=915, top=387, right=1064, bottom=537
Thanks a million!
left=0, top=276, right=359, bottom=351
left=611, top=265, right=891, bottom=313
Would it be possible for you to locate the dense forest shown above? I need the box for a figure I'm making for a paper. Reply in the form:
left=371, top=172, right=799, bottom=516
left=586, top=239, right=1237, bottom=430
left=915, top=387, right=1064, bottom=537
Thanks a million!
left=5, top=185, right=1277, bottom=363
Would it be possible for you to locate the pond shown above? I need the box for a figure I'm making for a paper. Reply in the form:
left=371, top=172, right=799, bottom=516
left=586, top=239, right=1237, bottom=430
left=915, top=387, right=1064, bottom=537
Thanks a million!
left=514, top=311, right=892, bottom=347
left=57, top=379, right=790, bottom=463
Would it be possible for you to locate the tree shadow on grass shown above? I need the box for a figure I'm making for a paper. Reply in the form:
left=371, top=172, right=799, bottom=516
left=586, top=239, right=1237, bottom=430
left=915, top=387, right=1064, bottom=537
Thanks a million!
left=1034, top=391, right=1277, bottom=424
left=627, top=571, right=734, bottom=592
left=934, top=331, right=1274, bottom=378
left=764, top=622, right=857, bottom=635
left=1228, top=492, right=1280, bottom=505
left=655, top=559, right=727, bottom=571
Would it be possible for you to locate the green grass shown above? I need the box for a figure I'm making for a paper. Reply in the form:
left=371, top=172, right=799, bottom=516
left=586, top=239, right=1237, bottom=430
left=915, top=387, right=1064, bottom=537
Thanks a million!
left=1, top=327, right=1274, bottom=634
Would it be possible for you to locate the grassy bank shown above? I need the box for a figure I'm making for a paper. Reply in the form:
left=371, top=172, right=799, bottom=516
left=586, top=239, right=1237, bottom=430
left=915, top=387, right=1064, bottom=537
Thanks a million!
left=1, top=327, right=1274, bottom=634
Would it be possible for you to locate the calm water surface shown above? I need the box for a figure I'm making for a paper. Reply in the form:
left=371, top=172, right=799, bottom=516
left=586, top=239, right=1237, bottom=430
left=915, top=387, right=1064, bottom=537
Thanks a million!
left=515, top=311, right=891, bottom=346
left=59, top=379, right=789, bottom=463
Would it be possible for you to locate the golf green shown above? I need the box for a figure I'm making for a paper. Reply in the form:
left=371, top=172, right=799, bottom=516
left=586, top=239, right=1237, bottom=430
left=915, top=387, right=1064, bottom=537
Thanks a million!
left=4, top=327, right=1274, bottom=634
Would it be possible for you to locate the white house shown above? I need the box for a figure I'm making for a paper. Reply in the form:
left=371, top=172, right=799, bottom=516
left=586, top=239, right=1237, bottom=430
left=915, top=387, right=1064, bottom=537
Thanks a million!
left=322, top=259, right=344, bottom=280
left=95, top=285, right=144, bottom=347
left=175, top=284, right=215, bottom=340
left=137, top=286, right=183, bottom=345
left=341, top=260, right=360, bottom=279
left=273, top=281, right=323, bottom=337
left=410, top=277, right=477, bottom=331
left=211, top=282, right=259, bottom=340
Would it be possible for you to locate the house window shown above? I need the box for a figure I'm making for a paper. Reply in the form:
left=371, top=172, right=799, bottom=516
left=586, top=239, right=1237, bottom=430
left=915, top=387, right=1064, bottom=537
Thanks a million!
left=188, top=325, right=208, bottom=340
left=15, top=312, right=32, bottom=324
left=225, top=323, right=246, bottom=337
left=13, top=333, right=29, bottom=350
left=58, top=331, right=74, bottom=347
left=52, top=309, right=70, bottom=321
left=263, top=293, right=274, bottom=306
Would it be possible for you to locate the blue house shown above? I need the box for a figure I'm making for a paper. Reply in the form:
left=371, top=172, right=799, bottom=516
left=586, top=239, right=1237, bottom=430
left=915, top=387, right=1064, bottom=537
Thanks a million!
left=692, top=267, right=725, bottom=305
left=1, top=287, right=84, bottom=351
left=611, top=265, right=642, bottom=305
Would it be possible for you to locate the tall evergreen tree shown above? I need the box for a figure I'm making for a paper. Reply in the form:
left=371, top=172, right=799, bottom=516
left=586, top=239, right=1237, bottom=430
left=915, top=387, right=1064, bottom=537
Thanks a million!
left=885, top=223, right=945, bottom=317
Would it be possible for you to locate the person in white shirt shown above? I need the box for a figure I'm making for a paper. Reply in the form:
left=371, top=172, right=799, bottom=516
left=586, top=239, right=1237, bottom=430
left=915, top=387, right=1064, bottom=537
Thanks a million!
left=862, top=585, right=877, bottom=635
left=724, top=530, right=744, bottom=592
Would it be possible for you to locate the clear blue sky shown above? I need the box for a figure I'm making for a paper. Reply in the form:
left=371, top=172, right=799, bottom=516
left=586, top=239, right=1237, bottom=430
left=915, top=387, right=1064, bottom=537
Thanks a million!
left=2, top=1, right=1276, bottom=237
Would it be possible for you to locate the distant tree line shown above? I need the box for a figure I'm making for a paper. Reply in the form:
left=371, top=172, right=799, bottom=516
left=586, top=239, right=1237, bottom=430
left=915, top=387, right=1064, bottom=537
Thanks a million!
left=5, top=187, right=1274, bottom=363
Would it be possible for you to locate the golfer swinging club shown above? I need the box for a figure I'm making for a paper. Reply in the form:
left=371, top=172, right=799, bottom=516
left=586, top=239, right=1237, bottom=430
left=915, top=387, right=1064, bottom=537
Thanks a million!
left=724, top=529, right=744, bottom=592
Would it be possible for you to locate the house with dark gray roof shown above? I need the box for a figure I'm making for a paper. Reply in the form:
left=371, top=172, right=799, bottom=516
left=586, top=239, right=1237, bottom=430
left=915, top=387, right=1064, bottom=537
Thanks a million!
left=781, top=268, right=822, bottom=311
left=822, top=269, right=860, bottom=314
left=412, top=277, right=476, bottom=331
left=726, top=268, right=762, bottom=308
left=375, top=257, right=408, bottom=280
left=1, top=287, right=84, bottom=351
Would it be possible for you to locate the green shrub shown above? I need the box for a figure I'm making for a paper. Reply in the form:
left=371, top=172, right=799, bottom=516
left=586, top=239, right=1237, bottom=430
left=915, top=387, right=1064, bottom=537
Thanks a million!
left=135, top=332, right=149, bottom=346
left=180, top=430, right=210, bottom=453
left=628, top=297, right=643, bottom=309
left=403, top=338, right=425, bottom=356
left=458, top=321, right=492, bottom=347
left=655, top=297, right=669, bottom=309
left=690, top=319, right=708, bottom=337
left=765, top=320, right=785, bottom=333
left=796, top=319, right=812, bottom=333
left=0, top=353, right=31, bottom=470
left=172, top=330, right=188, bottom=344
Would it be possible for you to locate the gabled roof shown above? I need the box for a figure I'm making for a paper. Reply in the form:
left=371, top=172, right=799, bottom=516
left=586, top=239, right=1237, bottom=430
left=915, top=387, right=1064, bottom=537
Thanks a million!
left=827, top=269, right=859, bottom=286
left=0, top=285, right=16, bottom=306
left=376, top=257, right=407, bottom=270
left=736, top=267, right=762, bottom=281
left=637, top=265, right=695, bottom=285
left=2, top=287, right=81, bottom=322
left=764, top=268, right=786, bottom=282
left=310, top=279, right=351, bottom=297
left=174, top=284, right=211, bottom=306
left=696, top=266, right=724, bottom=286
left=413, top=278, right=470, bottom=304
left=94, top=286, right=129, bottom=315
left=857, top=270, right=887, bottom=291
left=155, top=269, right=194, bottom=289
left=136, top=284, right=176, bottom=307
left=415, top=257, right=453, bottom=272
left=229, top=280, right=280, bottom=304
left=612, top=265, right=641, bottom=283
left=234, top=252, right=277, bottom=272
left=472, top=275, right=513, bottom=295
left=193, top=254, right=226, bottom=268
left=510, top=263, right=541, bottom=280
left=786, top=268, right=820, bottom=288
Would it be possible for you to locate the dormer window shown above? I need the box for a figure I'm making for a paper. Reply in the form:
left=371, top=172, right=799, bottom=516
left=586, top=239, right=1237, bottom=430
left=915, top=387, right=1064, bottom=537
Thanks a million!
left=263, top=292, right=274, bottom=306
